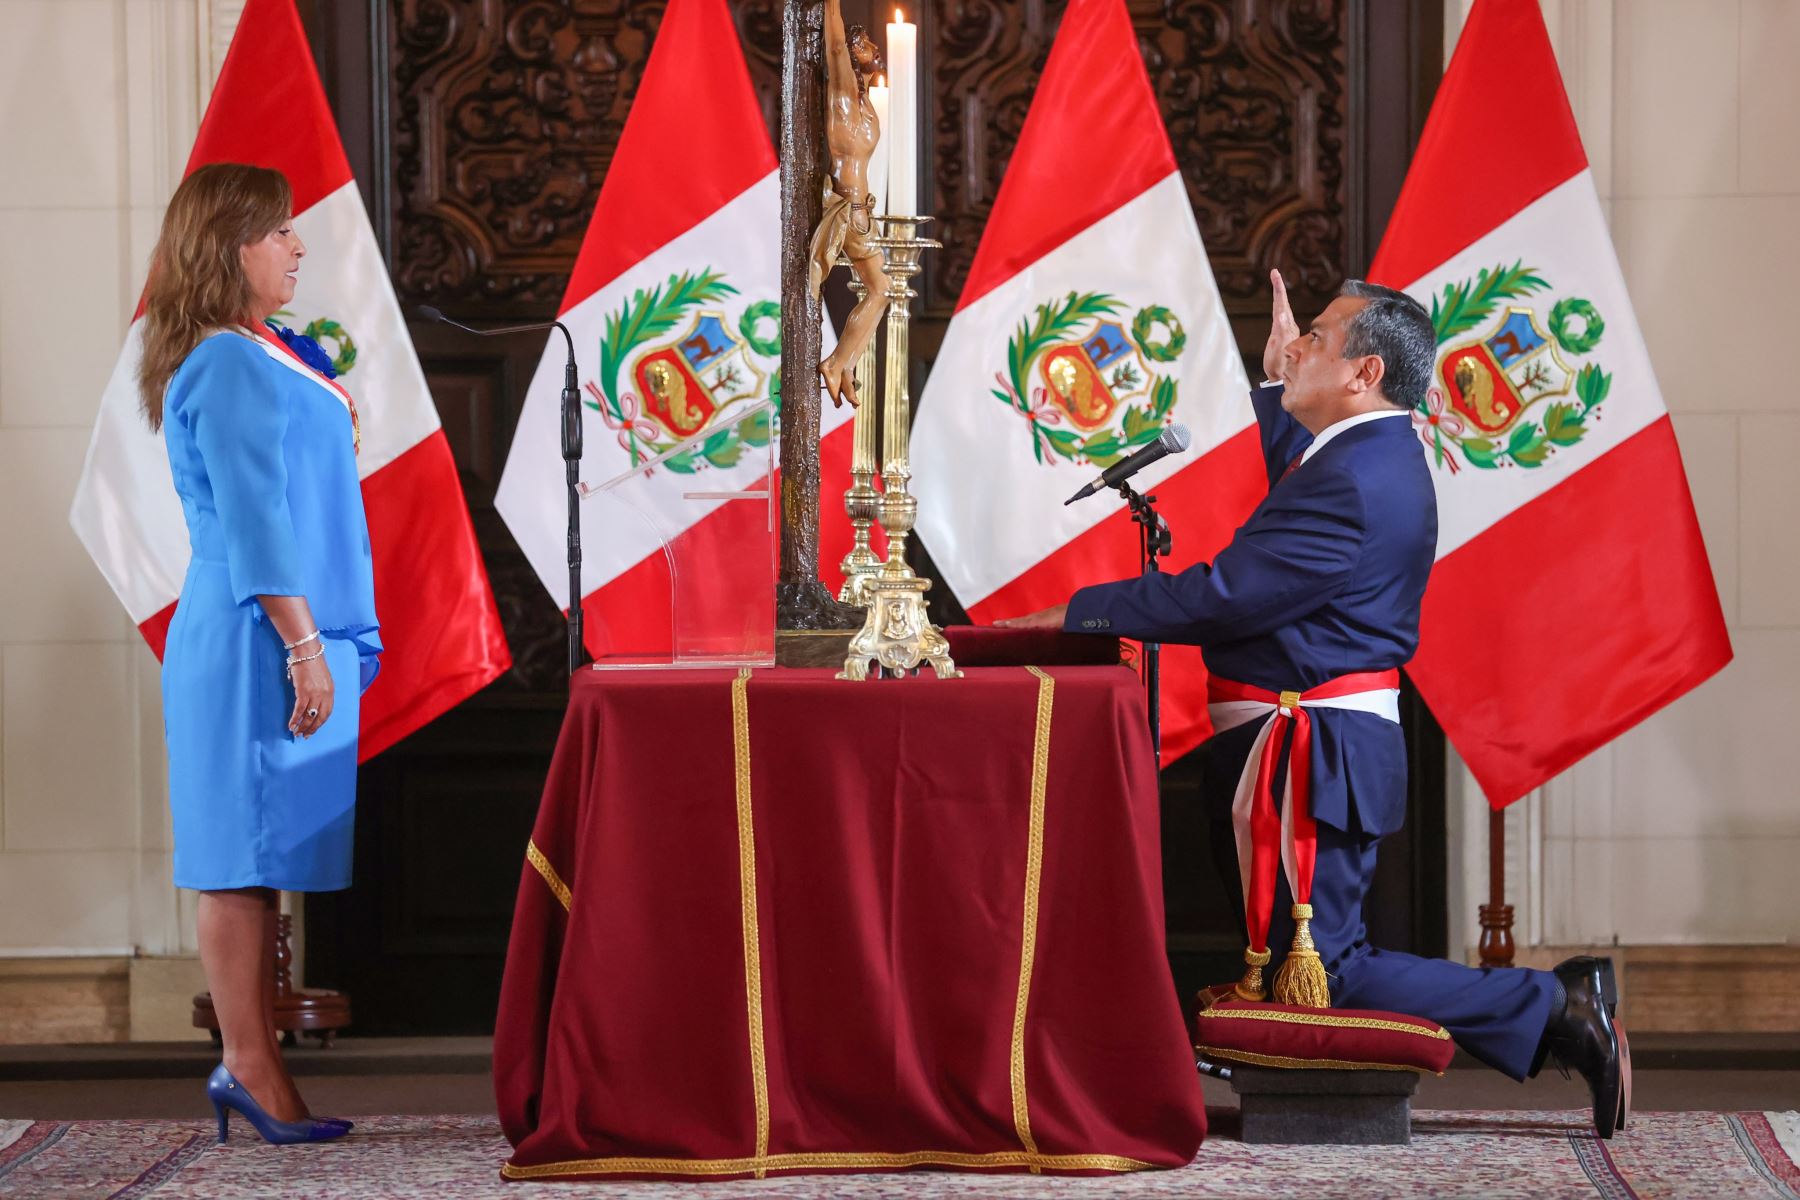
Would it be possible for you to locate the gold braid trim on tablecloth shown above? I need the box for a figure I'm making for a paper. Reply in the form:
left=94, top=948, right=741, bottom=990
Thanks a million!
left=1194, top=1045, right=1444, bottom=1076
left=501, top=666, right=1169, bottom=1184
left=1009, top=666, right=1056, bottom=1170
left=500, top=1148, right=1157, bottom=1180
left=1199, top=1006, right=1451, bottom=1039
left=730, top=667, right=772, bottom=1177
left=525, top=840, right=571, bottom=912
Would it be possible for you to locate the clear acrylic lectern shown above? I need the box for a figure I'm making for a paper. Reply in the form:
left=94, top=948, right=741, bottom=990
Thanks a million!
left=578, top=399, right=777, bottom=668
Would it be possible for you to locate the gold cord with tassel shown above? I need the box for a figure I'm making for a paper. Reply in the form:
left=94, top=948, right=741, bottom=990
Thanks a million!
left=1233, top=947, right=1272, bottom=1002
left=1272, top=903, right=1332, bottom=1008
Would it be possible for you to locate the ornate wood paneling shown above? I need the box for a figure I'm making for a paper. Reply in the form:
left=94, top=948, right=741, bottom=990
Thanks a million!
left=1140, top=1, right=1348, bottom=311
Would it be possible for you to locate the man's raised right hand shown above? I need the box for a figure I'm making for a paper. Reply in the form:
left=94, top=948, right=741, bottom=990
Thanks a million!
left=1262, top=268, right=1300, bottom=383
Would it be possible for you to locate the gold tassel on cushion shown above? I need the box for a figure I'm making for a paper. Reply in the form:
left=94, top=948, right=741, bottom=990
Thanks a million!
left=1233, top=947, right=1272, bottom=1002
left=1272, top=903, right=1332, bottom=1008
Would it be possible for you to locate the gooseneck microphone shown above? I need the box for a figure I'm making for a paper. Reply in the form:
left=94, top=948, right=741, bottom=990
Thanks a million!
left=417, top=306, right=573, bottom=353
left=419, top=305, right=586, bottom=675
left=1064, top=423, right=1192, bottom=505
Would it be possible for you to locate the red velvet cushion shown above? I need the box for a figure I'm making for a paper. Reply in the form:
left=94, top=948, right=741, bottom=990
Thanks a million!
left=1193, top=993, right=1455, bottom=1075
left=944, top=625, right=1123, bottom=667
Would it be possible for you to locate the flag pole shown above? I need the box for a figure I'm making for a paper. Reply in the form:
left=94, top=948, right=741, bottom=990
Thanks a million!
left=1479, top=807, right=1515, bottom=967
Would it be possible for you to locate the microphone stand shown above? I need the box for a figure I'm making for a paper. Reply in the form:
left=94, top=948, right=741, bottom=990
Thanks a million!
left=1116, top=479, right=1170, bottom=758
left=419, top=307, right=583, bottom=675
left=1108, top=478, right=1226, bottom=1087
left=558, top=335, right=583, bottom=677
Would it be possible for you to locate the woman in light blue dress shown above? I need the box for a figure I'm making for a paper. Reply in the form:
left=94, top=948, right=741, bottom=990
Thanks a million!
left=139, top=163, right=380, bottom=1144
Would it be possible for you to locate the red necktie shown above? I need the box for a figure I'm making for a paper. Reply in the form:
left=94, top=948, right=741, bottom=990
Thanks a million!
left=1279, top=452, right=1305, bottom=483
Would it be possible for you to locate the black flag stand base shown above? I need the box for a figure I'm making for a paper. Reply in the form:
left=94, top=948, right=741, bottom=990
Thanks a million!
left=1117, top=480, right=1170, bottom=758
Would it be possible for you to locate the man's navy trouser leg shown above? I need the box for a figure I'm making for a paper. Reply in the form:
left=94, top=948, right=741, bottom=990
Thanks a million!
left=1202, top=729, right=1557, bottom=1081
left=1263, top=822, right=1557, bottom=1080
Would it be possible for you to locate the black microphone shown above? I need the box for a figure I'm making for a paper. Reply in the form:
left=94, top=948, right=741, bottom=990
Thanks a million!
left=1064, top=423, right=1192, bottom=505
left=416, top=305, right=575, bottom=354
left=420, top=305, right=587, bottom=675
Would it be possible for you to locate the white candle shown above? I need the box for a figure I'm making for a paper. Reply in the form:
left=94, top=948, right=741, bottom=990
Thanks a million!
left=886, top=9, right=918, bottom=217
left=868, top=77, right=891, bottom=217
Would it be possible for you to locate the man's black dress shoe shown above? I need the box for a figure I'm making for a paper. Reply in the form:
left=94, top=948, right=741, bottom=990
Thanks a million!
left=1546, top=955, right=1627, bottom=1138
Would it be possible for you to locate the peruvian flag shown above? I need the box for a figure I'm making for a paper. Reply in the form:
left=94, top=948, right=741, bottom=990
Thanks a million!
left=69, top=0, right=510, bottom=760
left=497, top=0, right=856, bottom=658
left=911, top=0, right=1265, bottom=764
left=1371, top=0, right=1731, bottom=805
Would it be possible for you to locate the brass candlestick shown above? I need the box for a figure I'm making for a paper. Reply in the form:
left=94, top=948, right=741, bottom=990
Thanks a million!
left=839, top=216, right=961, bottom=682
left=837, top=272, right=882, bottom=607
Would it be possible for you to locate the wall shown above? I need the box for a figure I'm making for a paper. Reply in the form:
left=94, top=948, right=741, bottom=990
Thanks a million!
left=1443, top=1, right=1800, bottom=993
left=0, top=0, right=241, bottom=1039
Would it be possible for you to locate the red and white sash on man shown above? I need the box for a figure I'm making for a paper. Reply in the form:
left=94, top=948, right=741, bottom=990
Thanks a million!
left=1208, top=670, right=1401, bottom=1004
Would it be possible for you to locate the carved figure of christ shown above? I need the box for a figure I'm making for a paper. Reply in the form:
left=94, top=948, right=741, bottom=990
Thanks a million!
left=813, top=0, right=891, bottom=409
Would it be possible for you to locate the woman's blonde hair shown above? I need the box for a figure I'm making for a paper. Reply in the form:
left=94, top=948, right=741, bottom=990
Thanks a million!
left=137, top=163, right=293, bottom=430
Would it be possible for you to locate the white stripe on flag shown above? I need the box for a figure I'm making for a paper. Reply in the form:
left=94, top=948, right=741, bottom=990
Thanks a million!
left=288, top=182, right=442, bottom=473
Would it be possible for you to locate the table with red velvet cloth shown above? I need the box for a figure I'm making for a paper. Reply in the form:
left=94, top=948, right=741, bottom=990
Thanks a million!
left=494, top=664, right=1205, bottom=1183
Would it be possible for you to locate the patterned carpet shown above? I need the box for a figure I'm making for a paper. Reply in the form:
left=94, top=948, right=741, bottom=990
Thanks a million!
left=2, top=1110, right=1797, bottom=1199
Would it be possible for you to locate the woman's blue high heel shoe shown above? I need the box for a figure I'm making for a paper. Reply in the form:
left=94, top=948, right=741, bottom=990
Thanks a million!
left=206, top=1064, right=348, bottom=1145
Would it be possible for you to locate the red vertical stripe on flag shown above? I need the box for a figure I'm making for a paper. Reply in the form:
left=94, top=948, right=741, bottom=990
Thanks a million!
left=1367, top=0, right=1587, bottom=290
left=954, top=0, right=1178, bottom=312
left=359, top=432, right=511, bottom=759
left=1409, top=418, right=1730, bottom=805
left=139, top=604, right=176, bottom=660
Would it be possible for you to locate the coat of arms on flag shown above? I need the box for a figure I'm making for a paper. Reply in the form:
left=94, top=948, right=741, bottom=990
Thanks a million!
left=584, top=268, right=780, bottom=474
left=1415, top=261, right=1612, bottom=474
left=993, top=292, right=1184, bottom=467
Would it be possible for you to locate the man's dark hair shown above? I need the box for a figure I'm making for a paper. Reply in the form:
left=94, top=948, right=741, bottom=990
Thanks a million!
left=1337, top=280, right=1434, bottom=411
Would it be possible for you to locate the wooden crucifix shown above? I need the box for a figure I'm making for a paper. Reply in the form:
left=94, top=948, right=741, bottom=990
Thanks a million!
left=775, top=0, right=865, bottom=631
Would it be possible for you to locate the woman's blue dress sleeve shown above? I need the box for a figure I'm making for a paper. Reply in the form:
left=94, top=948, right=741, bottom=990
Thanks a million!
left=183, top=341, right=308, bottom=604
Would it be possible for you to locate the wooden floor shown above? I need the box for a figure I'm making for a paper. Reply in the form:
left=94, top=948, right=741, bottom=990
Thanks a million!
left=0, top=1036, right=1796, bottom=1121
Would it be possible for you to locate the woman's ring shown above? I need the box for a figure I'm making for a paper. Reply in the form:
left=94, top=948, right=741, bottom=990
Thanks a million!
left=307, top=708, right=319, bottom=718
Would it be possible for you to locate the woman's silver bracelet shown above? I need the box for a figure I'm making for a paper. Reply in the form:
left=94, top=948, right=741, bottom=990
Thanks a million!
left=285, top=646, right=325, bottom=679
left=284, top=629, right=321, bottom=651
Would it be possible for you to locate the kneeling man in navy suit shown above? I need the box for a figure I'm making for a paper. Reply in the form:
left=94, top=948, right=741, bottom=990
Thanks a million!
left=1001, top=272, right=1629, bottom=1138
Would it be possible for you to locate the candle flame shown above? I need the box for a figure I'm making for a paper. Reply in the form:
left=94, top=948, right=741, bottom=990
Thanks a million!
left=895, top=7, right=905, bottom=22
left=876, top=74, right=886, bottom=87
